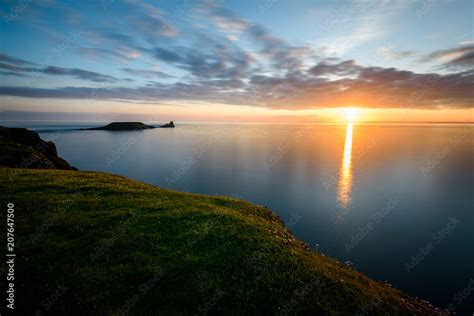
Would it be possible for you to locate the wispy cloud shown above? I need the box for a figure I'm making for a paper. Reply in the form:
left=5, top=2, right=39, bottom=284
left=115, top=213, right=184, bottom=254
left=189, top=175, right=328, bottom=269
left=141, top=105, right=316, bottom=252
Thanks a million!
left=0, top=53, right=36, bottom=66
left=419, top=45, right=474, bottom=70
left=0, top=53, right=120, bottom=82
left=384, top=49, right=416, bottom=60
left=122, top=67, right=174, bottom=78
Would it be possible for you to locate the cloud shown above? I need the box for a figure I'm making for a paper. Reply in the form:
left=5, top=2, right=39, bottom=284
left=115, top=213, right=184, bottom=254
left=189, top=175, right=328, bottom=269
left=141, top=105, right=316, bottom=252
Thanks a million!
left=153, top=47, right=183, bottom=63
left=201, top=1, right=312, bottom=74
left=42, top=66, right=118, bottom=82
left=120, top=0, right=180, bottom=40
left=0, top=53, right=36, bottom=66
left=210, top=7, right=249, bottom=32
left=0, top=54, right=119, bottom=82
left=77, top=47, right=130, bottom=61
left=321, top=21, right=385, bottom=56
left=385, top=50, right=416, bottom=60
left=150, top=40, right=253, bottom=81
left=0, top=61, right=472, bottom=110
left=314, top=1, right=396, bottom=57
left=246, top=24, right=314, bottom=75
left=0, top=63, right=29, bottom=73
left=420, top=45, right=474, bottom=69
left=122, top=67, right=173, bottom=78
left=445, top=51, right=474, bottom=69
left=247, top=24, right=284, bottom=55
left=309, top=60, right=360, bottom=77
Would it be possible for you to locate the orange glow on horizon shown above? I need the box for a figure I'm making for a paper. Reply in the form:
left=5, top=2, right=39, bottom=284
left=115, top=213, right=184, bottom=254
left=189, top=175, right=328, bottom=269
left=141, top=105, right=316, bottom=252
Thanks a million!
left=1, top=97, right=472, bottom=123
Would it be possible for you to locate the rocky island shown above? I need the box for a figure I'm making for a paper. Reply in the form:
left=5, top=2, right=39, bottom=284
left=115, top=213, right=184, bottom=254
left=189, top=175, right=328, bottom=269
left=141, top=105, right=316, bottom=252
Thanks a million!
left=160, top=121, right=175, bottom=128
left=81, top=121, right=175, bottom=131
left=83, top=122, right=156, bottom=131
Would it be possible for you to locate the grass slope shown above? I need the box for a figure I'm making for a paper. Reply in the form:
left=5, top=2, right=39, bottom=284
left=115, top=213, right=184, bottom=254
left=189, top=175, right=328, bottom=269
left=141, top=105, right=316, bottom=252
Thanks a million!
left=1, top=168, right=437, bottom=315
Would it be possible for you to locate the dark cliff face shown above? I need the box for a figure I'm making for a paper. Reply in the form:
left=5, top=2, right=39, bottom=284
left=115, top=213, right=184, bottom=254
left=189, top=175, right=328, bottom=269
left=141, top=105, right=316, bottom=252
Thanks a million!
left=0, top=126, right=77, bottom=170
left=85, top=122, right=156, bottom=131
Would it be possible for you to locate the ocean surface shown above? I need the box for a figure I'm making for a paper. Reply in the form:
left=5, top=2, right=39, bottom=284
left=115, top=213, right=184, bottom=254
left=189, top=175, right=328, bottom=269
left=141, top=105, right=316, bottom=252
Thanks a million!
left=5, top=121, right=474, bottom=313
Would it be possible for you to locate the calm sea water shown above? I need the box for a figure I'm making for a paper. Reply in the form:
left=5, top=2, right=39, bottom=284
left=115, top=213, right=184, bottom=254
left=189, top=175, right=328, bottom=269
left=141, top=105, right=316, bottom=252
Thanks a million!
left=6, top=122, right=474, bottom=313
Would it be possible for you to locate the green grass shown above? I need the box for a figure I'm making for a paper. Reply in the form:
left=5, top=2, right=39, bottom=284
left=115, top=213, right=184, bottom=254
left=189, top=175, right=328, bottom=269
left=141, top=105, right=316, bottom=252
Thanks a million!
left=1, top=167, right=438, bottom=315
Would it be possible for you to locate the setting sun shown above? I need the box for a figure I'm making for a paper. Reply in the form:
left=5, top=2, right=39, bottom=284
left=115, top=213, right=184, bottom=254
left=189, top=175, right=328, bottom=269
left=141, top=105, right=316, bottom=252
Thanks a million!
left=344, top=108, right=359, bottom=122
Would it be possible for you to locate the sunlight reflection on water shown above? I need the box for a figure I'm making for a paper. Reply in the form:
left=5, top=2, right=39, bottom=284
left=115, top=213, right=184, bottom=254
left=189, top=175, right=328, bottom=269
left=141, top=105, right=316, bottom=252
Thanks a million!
left=338, top=122, right=353, bottom=210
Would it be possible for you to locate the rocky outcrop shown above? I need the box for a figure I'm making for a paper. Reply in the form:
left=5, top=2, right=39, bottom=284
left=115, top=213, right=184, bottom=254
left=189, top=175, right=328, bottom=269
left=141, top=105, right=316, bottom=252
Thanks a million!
left=160, top=121, right=175, bottom=128
left=0, top=126, right=77, bottom=170
left=84, top=122, right=156, bottom=131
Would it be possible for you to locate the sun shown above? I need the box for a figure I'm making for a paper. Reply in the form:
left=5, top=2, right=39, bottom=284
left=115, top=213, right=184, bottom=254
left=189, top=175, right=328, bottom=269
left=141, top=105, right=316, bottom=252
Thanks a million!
left=343, top=108, right=359, bottom=122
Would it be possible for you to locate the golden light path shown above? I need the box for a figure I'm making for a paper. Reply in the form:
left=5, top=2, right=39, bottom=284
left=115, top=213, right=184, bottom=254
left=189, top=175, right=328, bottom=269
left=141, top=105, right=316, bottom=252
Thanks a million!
left=338, top=122, right=353, bottom=209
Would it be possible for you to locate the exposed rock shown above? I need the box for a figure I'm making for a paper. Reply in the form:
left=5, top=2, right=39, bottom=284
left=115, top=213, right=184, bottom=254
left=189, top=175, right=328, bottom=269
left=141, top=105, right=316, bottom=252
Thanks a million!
left=0, top=126, right=77, bottom=170
left=160, top=121, right=175, bottom=128
left=83, top=122, right=156, bottom=131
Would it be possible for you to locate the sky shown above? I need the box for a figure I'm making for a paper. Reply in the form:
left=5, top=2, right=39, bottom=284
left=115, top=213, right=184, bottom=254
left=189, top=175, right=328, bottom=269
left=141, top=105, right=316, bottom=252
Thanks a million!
left=0, top=0, right=473, bottom=123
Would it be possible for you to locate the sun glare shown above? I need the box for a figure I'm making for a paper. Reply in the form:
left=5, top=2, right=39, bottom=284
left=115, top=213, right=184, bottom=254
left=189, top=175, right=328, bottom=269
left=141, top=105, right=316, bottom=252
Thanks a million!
left=344, top=108, right=359, bottom=122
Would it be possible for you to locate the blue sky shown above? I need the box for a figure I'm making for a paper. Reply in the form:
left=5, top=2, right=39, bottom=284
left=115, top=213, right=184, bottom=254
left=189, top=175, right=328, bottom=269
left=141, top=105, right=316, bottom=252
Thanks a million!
left=0, top=0, right=473, bottom=121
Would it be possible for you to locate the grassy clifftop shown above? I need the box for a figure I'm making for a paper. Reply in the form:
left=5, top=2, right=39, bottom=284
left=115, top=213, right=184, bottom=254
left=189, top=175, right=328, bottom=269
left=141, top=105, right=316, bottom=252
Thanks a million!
left=1, top=167, right=438, bottom=315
